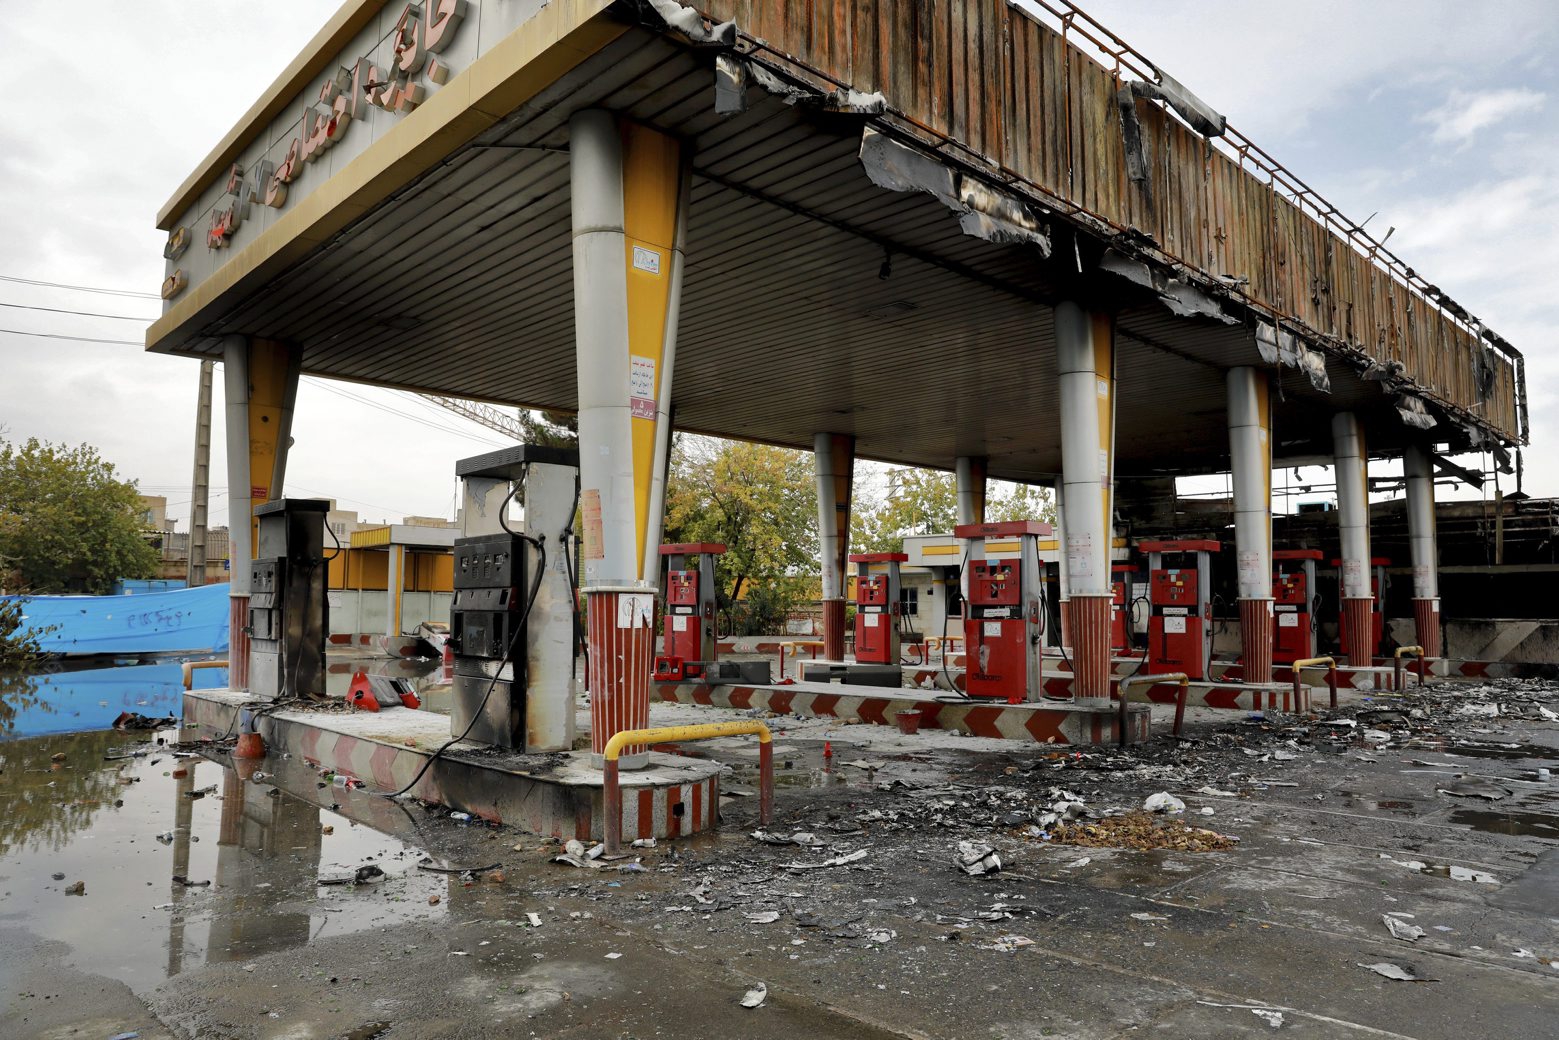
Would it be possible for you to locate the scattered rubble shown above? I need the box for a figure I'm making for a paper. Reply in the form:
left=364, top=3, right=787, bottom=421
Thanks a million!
left=1050, top=812, right=1238, bottom=852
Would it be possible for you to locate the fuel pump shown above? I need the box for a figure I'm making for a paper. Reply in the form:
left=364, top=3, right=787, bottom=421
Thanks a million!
left=450, top=445, right=579, bottom=752
left=956, top=521, right=1051, bottom=704
left=1142, top=540, right=1218, bottom=680
left=1334, top=556, right=1389, bottom=662
left=654, top=543, right=725, bottom=681
left=1110, top=564, right=1135, bottom=654
left=248, top=498, right=329, bottom=702
left=1272, top=549, right=1321, bottom=665
left=849, top=553, right=907, bottom=665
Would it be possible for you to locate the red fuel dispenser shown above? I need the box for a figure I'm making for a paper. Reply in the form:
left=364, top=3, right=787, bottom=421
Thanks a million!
left=849, top=552, right=908, bottom=665
left=955, top=521, right=1051, bottom=704
left=653, top=543, right=725, bottom=681
left=1334, top=555, right=1389, bottom=662
left=1142, top=540, right=1218, bottom=680
left=1272, top=549, right=1322, bottom=665
left=1110, top=563, right=1136, bottom=654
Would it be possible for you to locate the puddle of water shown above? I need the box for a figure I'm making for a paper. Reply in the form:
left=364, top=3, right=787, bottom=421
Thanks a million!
left=0, top=658, right=227, bottom=741
left=0, top=725, right=451, bottom=995
left=1450, top=809, right=1559, bottom=840
left=1440, top=743, right=1559, bottom=763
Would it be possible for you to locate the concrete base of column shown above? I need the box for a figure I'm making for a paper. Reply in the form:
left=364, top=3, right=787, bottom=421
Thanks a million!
left=1413, top=598, right=1442, bottom=659
left=1239, top=598, right=1275, bottom=685
left=587, top=590, right=651, bottom=768
left=1070, top=594, right=1112, bottom=700
left=822, top=597, right=846, bottom=661
left=229, top=595, right=250, bottom=691
left=1341, top=597, right=1375, bottom=668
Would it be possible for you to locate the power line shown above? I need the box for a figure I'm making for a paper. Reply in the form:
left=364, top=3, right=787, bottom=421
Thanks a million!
left=302, top=377, right=505, bottom=446
left=0, top=327, right=141, bottom=346
left=0, top=300, right=155, bottom=322
left=0, top=273, right=160, bottom=299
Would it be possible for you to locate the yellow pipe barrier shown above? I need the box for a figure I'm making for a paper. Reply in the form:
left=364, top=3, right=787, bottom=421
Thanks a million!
left=1394, top=645, right=1427, bottom=691
left=778, top=639, right=825, bottom=678
left=602, top=721, right=772, bottom=854
left=1292, top=657, right=1338, bottom=709
left=182, top=659, right=229, bottom=691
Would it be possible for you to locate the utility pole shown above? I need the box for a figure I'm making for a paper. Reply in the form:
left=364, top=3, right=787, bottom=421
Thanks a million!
left=186, top=359, right=214, bottom=587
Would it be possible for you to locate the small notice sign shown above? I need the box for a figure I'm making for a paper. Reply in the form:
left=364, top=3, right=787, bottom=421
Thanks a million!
left=617, top=593, right=654, bottom=629
left=580, top=488, right=604, bottom=560
left=630, top=354, right=656, bottom=419
left=632, top=245, right=662, bottom=274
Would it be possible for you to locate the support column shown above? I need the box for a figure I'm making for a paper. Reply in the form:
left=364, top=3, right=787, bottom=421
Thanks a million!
left=222, top=337, right=301, bottom=691
left=815, top=432, right=855, bottom=662
left=1055, top=301, right=1116, bottom=699
left=1404, top=444, right=1441, bottom=658
left=386, top=544, right=404, bottom=638
left=1228, top=368, right=1275, bottom=684
left=954, top=456, right=987, bottom=526
left=1053, top=479, right=1071, bottom=648
left=570, top=110, right=689, bottom=765
left=1333, top=413, right=1374, bottom=667
left=187, top=359, right=214, bottom=587
left=955, top=456, right=985, bottom=612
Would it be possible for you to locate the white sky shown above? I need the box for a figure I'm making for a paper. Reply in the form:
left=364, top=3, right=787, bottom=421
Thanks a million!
left=0, top=1, right=1552, bottom=529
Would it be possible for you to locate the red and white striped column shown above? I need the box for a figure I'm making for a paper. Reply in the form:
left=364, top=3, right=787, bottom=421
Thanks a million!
left=587, top=589, right=655, bottom=764
left=1333, top=413, right=1375, bottom=668
left=570, top=110, right=689, bottom=767
left=1404, top=444, right=1442, bottom=659
left=1228, top=367, right=1275, bottom=684
left=1054, top=301, right=1116, bottom=700
left=816, top=433, right=855, bottom=662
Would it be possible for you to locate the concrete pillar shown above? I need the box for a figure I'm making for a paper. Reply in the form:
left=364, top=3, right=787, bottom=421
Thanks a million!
left=815, top=432, right=855, bottom=661
left=955, top=456, right=987, bottom=526
left=1054, top=301, right=1115, bottom=699
left=1228, top=367, right=1275, bottom=684
left=385, top=544, right=404, bottom=638
left=222, top=336, right=300, bottom=691
left=1404, top=444, right=1441, bottom=658
left=570, top=110, right=689, bottom=764
left=1053, top=478, right=1071, bottom=648
left=1333, top=412, right=1374, bottom=667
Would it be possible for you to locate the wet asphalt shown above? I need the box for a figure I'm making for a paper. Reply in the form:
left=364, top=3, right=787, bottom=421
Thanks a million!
left=1, top=670, right=1557, bottom=1039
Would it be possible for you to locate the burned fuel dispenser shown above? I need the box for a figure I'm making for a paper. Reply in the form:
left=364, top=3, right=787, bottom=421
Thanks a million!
left=956, top=521, right=1051, bottom=704
left=248, top=498, right=330, bottom=702
left=450, top=445, right=579, bottom=752
left=1333, top=555, right=1390, bottom=662
left=1273, top=549, right=1323, bottom=665
left=1142, top=540, right=1219, bottom=680
left=1111, top=563, right=1138, bottom=655
left=850, top=552, right=909, bottom=665
left=654, top=542, right=725, bottom=681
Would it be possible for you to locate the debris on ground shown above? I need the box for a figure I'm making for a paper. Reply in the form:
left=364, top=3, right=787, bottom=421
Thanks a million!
left=740, top=982, right=767, bottom=1008
left=979, top=935, right=1035, bottom=952
left=786, top=848, right=868, bottom=871
left=1049, top=812, right=1237, bottom=852
left=113, top=712, right=175, bottom=730
left=64, top=880, right=85, bottom=896
left=319, top=864, right=386, bottom=886
left=1359, top=962, right=1435, bottom=982
left=1382, top=915, right=1425, bottom=941
left=1250, top=1009, right=1285, bottom=1028
left=1142, top=792, right=1185, bottom=813
left=954, top=840, right=1002, bottom=876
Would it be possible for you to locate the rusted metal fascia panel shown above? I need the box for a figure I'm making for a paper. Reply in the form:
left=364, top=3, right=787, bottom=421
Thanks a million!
left=1255, top=322, right=1331, bottom=394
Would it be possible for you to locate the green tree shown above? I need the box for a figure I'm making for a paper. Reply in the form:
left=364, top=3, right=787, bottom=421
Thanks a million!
left=662, top=436, right=817, bottom=634
left=0, top=438, right=159, bottom=594
left=852, top=468, right=1057, bottom=552
left=0, top=597, right=53, bottom=669
left=518, top=409, right=578, bottom=449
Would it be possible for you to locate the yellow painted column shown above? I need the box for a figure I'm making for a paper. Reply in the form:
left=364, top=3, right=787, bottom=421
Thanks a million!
left=570, top=110, right=690, bottom=763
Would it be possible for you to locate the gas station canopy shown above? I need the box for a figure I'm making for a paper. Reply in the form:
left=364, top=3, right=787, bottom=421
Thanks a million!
left=148, top=0, right=1525, bottom=482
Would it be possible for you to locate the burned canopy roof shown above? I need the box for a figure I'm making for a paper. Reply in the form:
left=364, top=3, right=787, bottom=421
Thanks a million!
left=147, top=0, right=1526, bottom=481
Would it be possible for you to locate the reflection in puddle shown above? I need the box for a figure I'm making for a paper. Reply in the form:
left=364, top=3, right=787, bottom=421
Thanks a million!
left=1450, top=808, right=1559, bottom=840
left=0, top=725, right=448, bottom=995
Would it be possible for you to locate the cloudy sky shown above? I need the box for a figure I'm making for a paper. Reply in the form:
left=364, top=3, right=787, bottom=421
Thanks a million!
left=0, top=0, right=1552, bottom=530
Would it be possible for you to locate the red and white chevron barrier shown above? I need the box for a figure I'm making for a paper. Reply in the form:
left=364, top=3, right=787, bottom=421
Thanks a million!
left=654, top=681, right=1150, bottom=744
